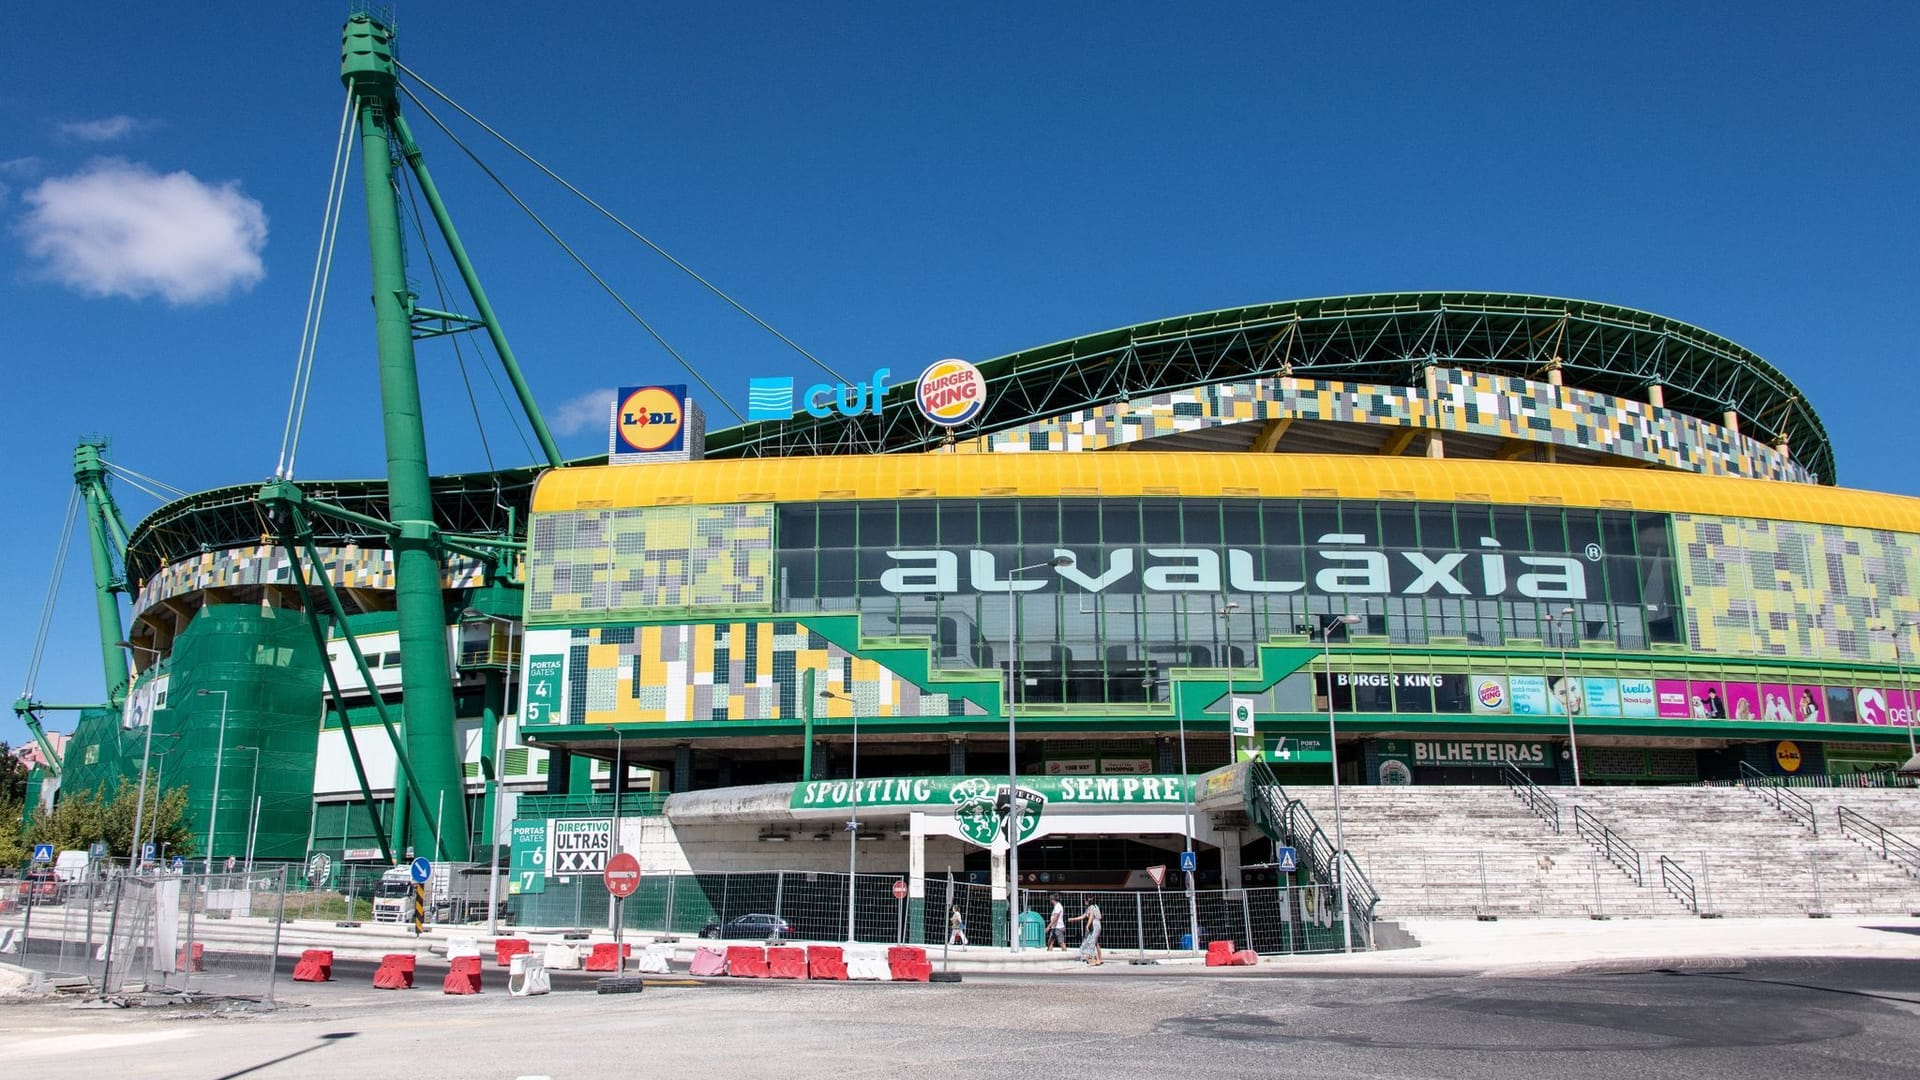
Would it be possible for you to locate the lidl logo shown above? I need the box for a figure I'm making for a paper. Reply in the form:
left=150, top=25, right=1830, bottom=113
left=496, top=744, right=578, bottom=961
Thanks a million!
left=915, top=358, right=986, bottom=427
left=747, top=369, right=893, bottom=421
left=1775, top=740, right=1803, bottom=773
left=614, top=385, right=686, bottom=454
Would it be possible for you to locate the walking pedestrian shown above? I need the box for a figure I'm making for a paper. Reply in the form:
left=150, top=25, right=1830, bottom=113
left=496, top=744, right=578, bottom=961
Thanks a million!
left=1067, top=897, right=1103, bottom=966
left=1046, top=893, right=1066, bottom=950
left=948, top=903, right=968, bottom=947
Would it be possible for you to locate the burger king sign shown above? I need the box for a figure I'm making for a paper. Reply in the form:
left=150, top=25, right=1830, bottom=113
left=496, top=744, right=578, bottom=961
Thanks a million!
left=916, top=359, right=988, bottom=427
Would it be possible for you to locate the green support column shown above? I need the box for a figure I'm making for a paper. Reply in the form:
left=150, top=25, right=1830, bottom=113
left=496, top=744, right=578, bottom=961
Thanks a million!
left=73, top=442, right=128, bottom=705
left=478, top=668, right=505, bottom=858
left=342, top=14, right=468, bottom=860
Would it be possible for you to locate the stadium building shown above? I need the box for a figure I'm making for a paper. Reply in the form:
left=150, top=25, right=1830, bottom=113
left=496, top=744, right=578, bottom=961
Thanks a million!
left=16, top=17, right=1918, bottom=942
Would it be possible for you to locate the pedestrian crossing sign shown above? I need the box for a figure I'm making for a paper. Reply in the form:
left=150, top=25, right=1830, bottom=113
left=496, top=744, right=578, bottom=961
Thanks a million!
left=1276, top=846, right=1298, bottom=873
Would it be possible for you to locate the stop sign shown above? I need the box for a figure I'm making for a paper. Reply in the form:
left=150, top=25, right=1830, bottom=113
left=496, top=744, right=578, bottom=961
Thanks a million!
left=603, top=852, right=642, bottom=898
left=892, top=879, right=908, bottom=900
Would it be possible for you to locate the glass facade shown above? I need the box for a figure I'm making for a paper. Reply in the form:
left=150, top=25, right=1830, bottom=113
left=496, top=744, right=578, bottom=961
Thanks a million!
left=775, top=498, right=1681, bottom=705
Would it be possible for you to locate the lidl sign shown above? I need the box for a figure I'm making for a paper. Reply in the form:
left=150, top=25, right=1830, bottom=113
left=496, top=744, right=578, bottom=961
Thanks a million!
left=613, top=385, right=687, bottom=454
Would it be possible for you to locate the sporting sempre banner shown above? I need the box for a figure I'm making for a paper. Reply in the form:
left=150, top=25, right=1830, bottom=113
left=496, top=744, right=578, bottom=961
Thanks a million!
left=790, top=774, right=1195, bottom=811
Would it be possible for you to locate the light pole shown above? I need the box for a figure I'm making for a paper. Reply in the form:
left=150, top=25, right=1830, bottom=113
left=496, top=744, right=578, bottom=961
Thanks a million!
left=1553, top=606, right=1583, bottom=786
left=1004, top=555, right=1071, bottom=952
left=235, top=746, right=261, bottom=873
left=1180, top=600, right=1240, bottom=953
left=820, top=688, right=857, bottom=942
left=197, top=689, right=230, bottom=874
left=460, top=607, right=519, bottom=937
left=1871, top=621, right=1919, bottom=756
left=1317, top=613, right=1361, bottom=954
left=118, top=639, right=164, bottom=866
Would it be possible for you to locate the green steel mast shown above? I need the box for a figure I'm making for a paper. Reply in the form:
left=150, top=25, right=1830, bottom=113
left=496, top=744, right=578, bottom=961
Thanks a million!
left=73, top=439, right=131, bottom=706
left=341, top=14, right=469, bottom=860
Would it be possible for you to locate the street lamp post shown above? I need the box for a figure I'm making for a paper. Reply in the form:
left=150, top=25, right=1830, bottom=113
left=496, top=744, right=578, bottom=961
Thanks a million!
left=820, top=689, right=857, bottom=942
left=235, top=746, right=261, bottom=874
left=1553, top=606, right=1583, bottom=786
left=460, top=608, right=520, bottom=937
left=1318, top=613, right=1361, bottom=954
left=118, top=640, right=164, bottom=867
left=1004, top=556, right=1071, bottom=953
left=1872, top=622, right=1919, bottom=756
left=196, top=689, right=230, bottom=874
left=1181, top=600, right=1240, bottom=953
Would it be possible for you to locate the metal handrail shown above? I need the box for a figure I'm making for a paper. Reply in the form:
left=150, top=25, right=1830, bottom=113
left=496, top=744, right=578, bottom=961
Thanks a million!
left=1737, top=762, right=1818, bottom=834
left=1501, top=761, right=1561, bottom=834
left=1836, top=806, right=1920, bottom=876
left=1245, top=759, right=1382, bottom=940
left=1657, top=855, right=1697, bottom=913
left=1572, top=805, right=1643, bottom=885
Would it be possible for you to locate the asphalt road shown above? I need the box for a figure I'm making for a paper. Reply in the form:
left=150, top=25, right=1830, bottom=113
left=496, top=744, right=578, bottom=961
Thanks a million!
left=5, top=958, right=1918, bottom=1079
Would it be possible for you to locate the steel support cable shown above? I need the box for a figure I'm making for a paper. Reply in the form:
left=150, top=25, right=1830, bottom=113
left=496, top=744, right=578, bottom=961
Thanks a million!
left=397, top=168, right=517, bottom=472
left=22, top=488, right=82, bottom=698
left=100, top=467, right=174, bottom=504
left=396, top=63, right=849, bottom=387
left=285, top=109, right=360, bottom=480
left=277, top=87, right=358, bottom=480
left=102, top=462, right=191, bottom=500
left=399, top=85, right=746, bottom=423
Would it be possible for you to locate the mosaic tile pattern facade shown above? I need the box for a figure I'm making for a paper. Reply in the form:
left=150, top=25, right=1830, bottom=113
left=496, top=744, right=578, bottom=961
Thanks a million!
left=133, top=544, right=485, bottom=615
left=528, top=503, right=773, bottom=622
left=563, top=620, right=982, bottom=724
left=1674, top=514, right=1920, bottom=661
left=966, top=369, right=1813, bottom=483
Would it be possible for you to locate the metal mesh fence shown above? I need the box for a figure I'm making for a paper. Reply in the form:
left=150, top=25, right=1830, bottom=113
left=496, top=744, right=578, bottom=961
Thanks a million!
left=486, top=870, right=1358, bottom=954
left=0, top=868, right=289, bottom=1003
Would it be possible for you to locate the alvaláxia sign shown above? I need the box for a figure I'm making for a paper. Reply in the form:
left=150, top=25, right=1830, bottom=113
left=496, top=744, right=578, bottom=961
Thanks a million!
left=875, top=534, right=1598, bottom=600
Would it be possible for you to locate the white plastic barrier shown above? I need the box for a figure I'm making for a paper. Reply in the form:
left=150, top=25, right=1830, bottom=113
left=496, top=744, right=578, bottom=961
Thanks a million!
left=446, top=935, right=481, bottom=961
left=846, top=958, right=889, bottom=981
left=543, top=943, right=582, bottom=970
left=508, top=953, right=551, bottom=997
left=637, top=943, right=674, bottom=974
left=0, top=927, right=16, bottom=954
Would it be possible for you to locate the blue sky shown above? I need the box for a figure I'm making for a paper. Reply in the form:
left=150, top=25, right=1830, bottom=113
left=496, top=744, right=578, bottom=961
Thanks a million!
left=3, top=3, right=1916, bottom=752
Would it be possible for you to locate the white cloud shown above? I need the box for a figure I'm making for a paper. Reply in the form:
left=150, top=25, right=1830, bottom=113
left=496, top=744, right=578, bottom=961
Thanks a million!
left=57, top=115, right=154, bottom=142
left=550, top=387, right=616, bottom=436
left=18, top=159, right=267, bottom=305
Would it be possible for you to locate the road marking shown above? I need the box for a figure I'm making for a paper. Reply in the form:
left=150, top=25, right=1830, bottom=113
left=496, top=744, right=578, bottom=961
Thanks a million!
left=10, top=1029, right=199, bottom=1059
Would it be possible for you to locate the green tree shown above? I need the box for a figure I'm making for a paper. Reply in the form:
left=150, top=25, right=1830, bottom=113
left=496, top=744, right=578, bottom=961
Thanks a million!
left=23, top=778, right=196, bottom=860
left=0, top=797, right=24, bottom=868
left=0, top=743, right=28, bottom=804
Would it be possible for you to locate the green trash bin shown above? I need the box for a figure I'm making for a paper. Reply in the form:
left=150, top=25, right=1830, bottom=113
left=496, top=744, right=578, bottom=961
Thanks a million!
left=1019, top=909, right=1046, bottom=948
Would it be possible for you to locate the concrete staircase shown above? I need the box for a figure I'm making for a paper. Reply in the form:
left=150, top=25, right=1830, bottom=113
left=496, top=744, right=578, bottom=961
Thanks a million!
left=1277, top=784, right=1920, bottom=919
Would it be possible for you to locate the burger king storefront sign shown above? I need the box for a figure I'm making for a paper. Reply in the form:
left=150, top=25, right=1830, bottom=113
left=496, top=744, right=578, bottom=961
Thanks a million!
left=916, top=358, right=988, bottom=427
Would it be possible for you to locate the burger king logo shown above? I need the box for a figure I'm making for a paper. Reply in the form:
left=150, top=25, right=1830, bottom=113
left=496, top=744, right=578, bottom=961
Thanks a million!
left=915, top=359, right=987, bottom=427
left=1476, top=679, right=1506, bottom=710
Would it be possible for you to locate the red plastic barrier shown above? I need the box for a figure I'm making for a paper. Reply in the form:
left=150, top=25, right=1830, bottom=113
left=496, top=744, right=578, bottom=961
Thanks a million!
left=767, top=946, right=807, bottom=980
left=725, top=945, right=770, bottom=978
left=373, top=953, right=415, bottom=990
left=584, top=942, right=631, bottom=972
left=886, top=946, right=929, bottom=982
left=494, top=938, right=531, bottom=967
left=443, top=954, right=483, bottom=994
left=292, top=948, right=334, bottom=982
left=1205, top=940, right=1236, bottom=967
left=806, top=945, right=847, bottom=981
left=176, top=942, right=205, bottom=972
left=1230, top=950, right=1259, bottom=967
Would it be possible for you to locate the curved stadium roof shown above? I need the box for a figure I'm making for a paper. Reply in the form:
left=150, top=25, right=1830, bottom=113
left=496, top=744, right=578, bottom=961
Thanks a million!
left=127, top=291, right=1831, bottom=581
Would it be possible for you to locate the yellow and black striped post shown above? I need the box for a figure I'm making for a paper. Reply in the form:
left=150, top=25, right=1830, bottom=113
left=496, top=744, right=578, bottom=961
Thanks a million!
left=411, top=884, right=427, bottom=936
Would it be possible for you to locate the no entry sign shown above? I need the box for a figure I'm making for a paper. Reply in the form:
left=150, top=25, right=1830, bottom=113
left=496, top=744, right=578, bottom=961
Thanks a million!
left=892, top=879, right=908, bottom=900
left=603, top=852, right=642, bottom=898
